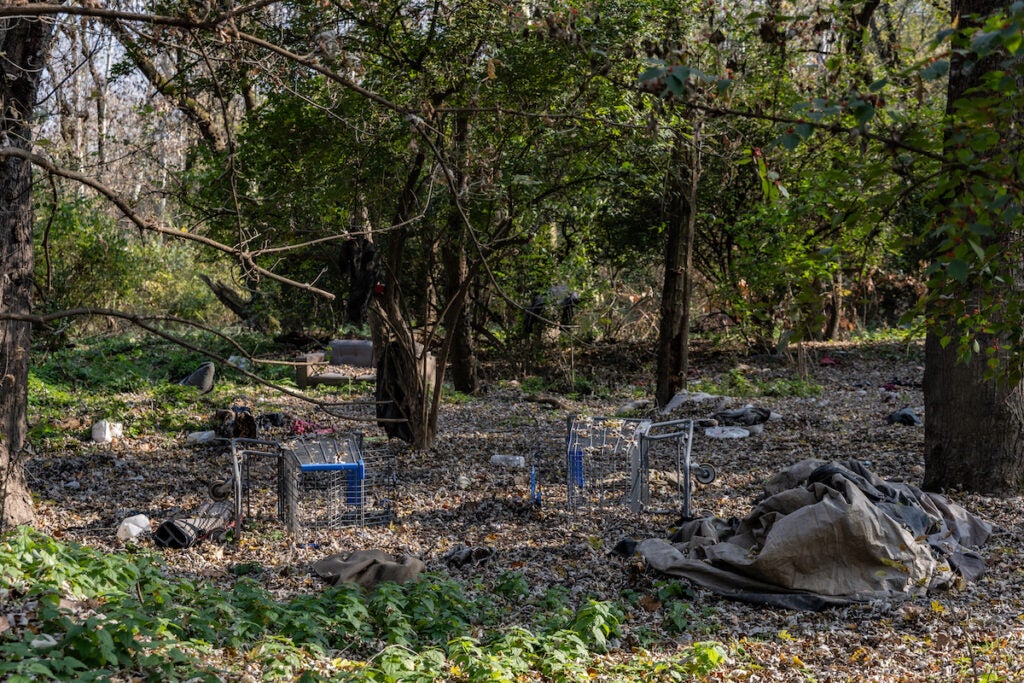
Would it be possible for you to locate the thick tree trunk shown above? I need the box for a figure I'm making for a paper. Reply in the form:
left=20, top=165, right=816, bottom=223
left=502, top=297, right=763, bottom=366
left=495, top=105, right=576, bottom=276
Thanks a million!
left=924, top=333, right=1024, bottom=493
left=655, top=124, right=701, bottom=408
left=923, top=0, right=1023, bottom=493
left=1, top=15, right=54, bottom=529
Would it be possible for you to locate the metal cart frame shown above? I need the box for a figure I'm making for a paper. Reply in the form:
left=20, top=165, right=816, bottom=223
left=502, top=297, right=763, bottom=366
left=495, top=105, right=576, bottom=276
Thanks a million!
left=565, top=416, right=714, bottom=517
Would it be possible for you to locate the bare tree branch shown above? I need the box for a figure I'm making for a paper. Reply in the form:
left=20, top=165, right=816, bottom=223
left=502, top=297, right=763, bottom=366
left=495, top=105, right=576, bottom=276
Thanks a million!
left=0, top=147, right=336, bottom=300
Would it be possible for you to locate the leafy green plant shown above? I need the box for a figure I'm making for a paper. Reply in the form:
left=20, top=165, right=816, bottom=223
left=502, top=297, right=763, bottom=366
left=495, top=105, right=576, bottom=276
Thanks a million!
left=0, top=528, right=730, bottom=681
left=692, top=368, right=821, bottom=398
left=493, top=570, right=530, bottom=602
left=569, top=599, right=622, bottom=652
left=681, top=641, right=729, bottom=676
left=664, top=601, right=694, bottom=635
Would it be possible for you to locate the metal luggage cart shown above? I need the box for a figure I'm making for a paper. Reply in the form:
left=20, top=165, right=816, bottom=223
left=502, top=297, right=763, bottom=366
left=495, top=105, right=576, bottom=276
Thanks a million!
left=213, top=437, right=283, bottom=541
left=643, top=419, right=715, bottom=518
left=565, top=416, right=714, bottom=517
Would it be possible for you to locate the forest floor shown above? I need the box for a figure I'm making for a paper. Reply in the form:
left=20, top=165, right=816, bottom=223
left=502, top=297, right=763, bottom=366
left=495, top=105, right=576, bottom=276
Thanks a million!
left=25, top=338, right=1024, bottom=681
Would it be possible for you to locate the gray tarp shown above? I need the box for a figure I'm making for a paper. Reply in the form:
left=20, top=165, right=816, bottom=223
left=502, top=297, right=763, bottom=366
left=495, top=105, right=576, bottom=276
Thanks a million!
left=636, top=459, right=992, bottom=611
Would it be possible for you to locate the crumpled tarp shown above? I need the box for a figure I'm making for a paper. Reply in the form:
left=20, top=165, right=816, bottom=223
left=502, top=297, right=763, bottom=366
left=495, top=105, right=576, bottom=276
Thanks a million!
left=312, top=550, right=424, bottom=589
left=635, top=459, right=992, bottom=610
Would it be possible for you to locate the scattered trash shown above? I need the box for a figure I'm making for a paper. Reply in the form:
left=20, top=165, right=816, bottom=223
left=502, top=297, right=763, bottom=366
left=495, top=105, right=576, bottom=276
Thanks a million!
left=456, top=474, right=472, bottom=489
left=116, top=514, right=151, bottom=541
left=611, top=538, right=639, bottom=558
left=490, top=454, right=525, bottom=467
left=713, top=404, right=772, bottom=427
left=30, top=634, right=58, bottom=649
left=615, top=399, right=651, bottom=416
left=208, top=475, right=235, bottom=501
left=257, top=412, right=291, bottom=430
left=661, top=390, right=722, bottom=414
left=313, top=549, right=424, bottom=588
left=179, top=361, right=215, bottom=394
left=328, top=339, right=374, bottom=367
left=227, top=355, right=253, bottom=372
left=63, top=480, right=81, bottom=489
left=154, top=501, right=233, bottom=549
left=887, top=407, right=922, bottom=426
left=443, top=544, right=495, bottom=568
left=291, top=418, right=335, bottom=436
left=530, top=465, right=542, bottom=507
left=215, top=406, right=258, bottom=439
left=704, top=426, right=750, bottom=439
left=819, top=356, right=840, bottom=366
left=91, top=419, right=123, bottom=443
left=186, top=430, right=218, bottom=444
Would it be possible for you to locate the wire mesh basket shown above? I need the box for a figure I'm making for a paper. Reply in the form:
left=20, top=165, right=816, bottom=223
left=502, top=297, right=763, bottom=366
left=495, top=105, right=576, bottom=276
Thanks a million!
left=278, top=434, right=395, bottom=537
left=565, top=416, right=713, bottom=516
left=566, top=416, right=650, bottom=513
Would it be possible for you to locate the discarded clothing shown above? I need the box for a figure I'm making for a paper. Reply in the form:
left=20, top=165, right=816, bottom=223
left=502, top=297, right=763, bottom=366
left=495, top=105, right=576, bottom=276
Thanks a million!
left=635, top=459, right=991, bottom=610
left=442, top=544, right=496, bottom=568
left=313, top=550, right=424, bottom=589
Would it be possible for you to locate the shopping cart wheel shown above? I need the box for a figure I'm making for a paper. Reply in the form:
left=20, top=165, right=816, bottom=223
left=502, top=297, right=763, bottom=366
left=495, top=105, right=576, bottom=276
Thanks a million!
left=694, top=463, right=716, bottom=484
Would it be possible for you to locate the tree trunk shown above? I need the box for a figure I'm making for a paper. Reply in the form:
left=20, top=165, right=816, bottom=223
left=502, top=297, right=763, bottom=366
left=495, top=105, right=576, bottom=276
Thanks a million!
left=924, top=333, right=1024, bottom=493
left=339, top=236, right=378, bottom=327
left=923, top=0, right=1024, bottom=493
left=370, top=149, right=439, bottom=448
left=442, top=235, right=478, bottom=394
left=655, top=122, right=701, bottom=408
left=441, top=113, right=479, bottom=394
left=1, top=15, right=54, bottom=529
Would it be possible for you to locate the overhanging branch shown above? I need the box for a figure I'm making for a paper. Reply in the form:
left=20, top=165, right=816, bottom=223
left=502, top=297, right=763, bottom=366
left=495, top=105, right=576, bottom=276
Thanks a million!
left=0, top=147, right=335, bottom=300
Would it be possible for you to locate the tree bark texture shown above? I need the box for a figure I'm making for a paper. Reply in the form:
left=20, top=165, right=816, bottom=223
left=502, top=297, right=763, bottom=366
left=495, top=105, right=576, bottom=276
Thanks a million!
left=655, top=124, right=701, bottom=408
left=923, top=0, right=1024, bottom=494
left=441, top=113, right=479, bottom=394
left=924, top=333, right=1024, bottom=493
left=1, top=14, right=54, bottom=528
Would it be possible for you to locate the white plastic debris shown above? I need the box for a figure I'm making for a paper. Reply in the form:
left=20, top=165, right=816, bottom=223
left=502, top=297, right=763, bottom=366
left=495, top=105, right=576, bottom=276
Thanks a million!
left=91, top=419, right=124, bottom=443
left=116, top=514, right=151, bottom=542
left=186, top=430, right=218, bottom=443
left=704, top=426, right=750, bottom=439
left=30, top=634, right=58, bottom=649
left=661, top=390, right=722, bottom=414
left=227, top=355, right=253, bottom=372
left=490, top=454, right=525, bottom=467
